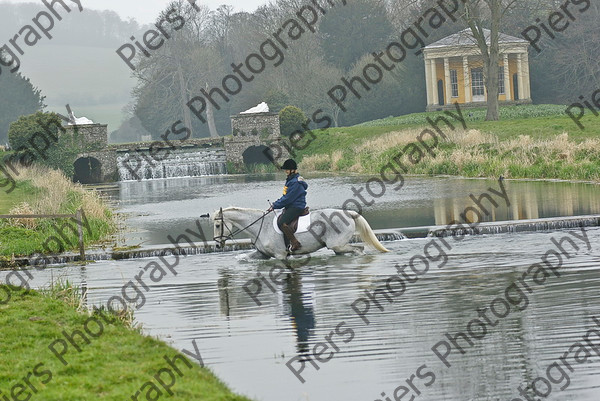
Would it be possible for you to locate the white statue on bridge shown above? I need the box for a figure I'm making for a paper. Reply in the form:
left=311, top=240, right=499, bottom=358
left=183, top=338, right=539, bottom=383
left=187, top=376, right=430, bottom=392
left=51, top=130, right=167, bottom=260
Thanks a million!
left=240, top=102, right=269, bottom=114
left=65, top=105, right=94, bottom=125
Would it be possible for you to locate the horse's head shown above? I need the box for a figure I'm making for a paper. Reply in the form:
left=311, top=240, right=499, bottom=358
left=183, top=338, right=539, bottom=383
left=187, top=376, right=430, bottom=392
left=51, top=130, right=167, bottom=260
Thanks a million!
left=211, top=207, right=264, bottom=249
left=212, top=207, right=234, bottom=249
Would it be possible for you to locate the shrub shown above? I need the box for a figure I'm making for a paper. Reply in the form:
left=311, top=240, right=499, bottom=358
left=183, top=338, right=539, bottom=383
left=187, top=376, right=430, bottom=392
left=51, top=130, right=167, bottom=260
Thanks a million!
left=8, top=112, right=63, bottom=152
left=8, top=112, right=82, bottom=178
left=279, top=106, right=307, bottom=137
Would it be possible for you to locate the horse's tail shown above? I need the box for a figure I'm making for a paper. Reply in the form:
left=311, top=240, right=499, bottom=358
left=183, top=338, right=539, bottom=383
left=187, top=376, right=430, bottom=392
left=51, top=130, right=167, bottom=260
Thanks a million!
left=349, top=211, right=390, bottom=253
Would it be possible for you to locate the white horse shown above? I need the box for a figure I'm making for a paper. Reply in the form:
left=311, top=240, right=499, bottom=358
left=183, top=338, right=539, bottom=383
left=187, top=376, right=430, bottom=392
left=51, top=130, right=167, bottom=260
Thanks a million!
left=212, top=207, right=389, bottom=260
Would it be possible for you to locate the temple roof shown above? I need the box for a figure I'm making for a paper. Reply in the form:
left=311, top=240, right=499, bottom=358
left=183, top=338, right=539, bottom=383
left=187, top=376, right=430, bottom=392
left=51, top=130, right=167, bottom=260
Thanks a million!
left=425, top=28, right=528, bottom=49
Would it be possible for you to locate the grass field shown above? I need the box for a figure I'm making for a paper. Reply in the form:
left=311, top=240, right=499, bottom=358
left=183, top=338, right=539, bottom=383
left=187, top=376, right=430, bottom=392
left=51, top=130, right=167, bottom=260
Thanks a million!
left=0, top=180, right=39, bottom=215
left=0, top=284, right=252, bottom=401
left=355, top=104, right=600, bottom=142
left=296, top=104, right=600, bottom=182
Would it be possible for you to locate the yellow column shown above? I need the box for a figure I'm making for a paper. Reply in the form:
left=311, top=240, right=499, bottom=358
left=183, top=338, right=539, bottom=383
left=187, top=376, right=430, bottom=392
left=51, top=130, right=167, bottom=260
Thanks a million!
left=431, top=58, right=439, bottom=105
left=444, top=57, right=451, bottom=105
left=463, top=56, right=470, bottom=103
left=425, top=58, right=432, bottom=106
left=503, top=53, right=511, bottom=101
left=517, top=53, right=524, bottom=102
left=522, top=52, right=531, bottom=100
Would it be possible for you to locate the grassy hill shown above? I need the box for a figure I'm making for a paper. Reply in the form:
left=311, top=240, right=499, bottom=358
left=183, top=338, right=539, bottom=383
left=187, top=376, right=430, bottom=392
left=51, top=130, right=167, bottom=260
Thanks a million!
left=296, top=104, right=600, bottom=182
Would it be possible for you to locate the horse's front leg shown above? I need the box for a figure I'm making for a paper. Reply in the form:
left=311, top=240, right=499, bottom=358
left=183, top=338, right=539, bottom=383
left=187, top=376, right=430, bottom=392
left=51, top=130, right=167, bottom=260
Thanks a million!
left=255, top=239, right=286, bottom=260
left=272, top=248, right=289, bottom=260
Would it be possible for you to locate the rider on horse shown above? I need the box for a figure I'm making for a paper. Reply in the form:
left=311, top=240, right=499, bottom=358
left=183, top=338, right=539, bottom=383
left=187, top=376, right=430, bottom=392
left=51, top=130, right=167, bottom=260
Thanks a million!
left=268, top=159, right=308, bottom=252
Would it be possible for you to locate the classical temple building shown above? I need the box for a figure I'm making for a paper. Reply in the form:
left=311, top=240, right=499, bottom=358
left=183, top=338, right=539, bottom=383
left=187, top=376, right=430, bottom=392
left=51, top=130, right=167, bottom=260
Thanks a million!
left=423, top=29, right=532, bottom=111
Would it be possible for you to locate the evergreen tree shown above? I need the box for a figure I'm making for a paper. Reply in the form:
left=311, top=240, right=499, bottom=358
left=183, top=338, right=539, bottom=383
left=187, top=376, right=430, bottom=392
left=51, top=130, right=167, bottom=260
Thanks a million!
left=0, top=52, right=45, bottom=145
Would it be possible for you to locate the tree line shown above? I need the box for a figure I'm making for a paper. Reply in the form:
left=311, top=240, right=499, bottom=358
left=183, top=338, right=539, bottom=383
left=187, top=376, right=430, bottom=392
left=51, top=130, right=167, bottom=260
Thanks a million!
left=128, top=0, right=599, bottom=139
left=1, top=0, right=598, bottom=144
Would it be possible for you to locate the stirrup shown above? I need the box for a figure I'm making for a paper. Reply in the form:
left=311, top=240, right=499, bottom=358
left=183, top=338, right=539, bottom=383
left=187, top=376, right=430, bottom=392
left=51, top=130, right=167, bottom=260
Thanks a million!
left=287, top=242, right=301, bottom=253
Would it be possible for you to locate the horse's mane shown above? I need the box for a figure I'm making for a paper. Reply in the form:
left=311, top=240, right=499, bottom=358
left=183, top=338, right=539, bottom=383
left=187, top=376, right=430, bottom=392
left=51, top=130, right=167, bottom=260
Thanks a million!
left=223, top=206, right=262, bottom=212
left=212, top=206, right=263, bottom=220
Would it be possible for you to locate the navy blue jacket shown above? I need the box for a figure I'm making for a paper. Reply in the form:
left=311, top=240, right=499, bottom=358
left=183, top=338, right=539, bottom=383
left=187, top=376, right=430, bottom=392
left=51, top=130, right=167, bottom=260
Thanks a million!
left=273, top=173, right=308, bottom=209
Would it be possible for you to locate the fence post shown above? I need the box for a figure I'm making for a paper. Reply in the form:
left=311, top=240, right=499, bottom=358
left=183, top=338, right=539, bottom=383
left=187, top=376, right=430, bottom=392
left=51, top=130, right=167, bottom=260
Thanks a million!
left=76, top=208, right=85, bottom=262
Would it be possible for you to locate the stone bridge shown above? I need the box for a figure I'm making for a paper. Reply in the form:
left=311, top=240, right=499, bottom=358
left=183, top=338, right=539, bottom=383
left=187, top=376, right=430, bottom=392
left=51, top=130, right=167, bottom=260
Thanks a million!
left=70, top=112, right=290, bottom=183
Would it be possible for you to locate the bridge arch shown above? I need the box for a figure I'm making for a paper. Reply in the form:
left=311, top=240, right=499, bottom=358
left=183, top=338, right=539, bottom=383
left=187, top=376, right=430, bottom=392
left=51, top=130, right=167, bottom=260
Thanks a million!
left=242, top=145, right=274, bottom=165
left=73, top=157, right=102, bottom=184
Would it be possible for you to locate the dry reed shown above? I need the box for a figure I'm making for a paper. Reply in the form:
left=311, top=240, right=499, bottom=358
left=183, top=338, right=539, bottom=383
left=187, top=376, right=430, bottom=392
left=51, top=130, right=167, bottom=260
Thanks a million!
left=7, top=202, right=37, bottom=229
left=14, top=165, right=108, bottom=219
left=301, top=128, right=600, bottom=181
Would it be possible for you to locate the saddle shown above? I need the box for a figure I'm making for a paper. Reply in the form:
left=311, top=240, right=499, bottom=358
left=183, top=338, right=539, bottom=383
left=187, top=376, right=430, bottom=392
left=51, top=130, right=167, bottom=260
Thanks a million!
left=276, top=207, right=310, bottom=233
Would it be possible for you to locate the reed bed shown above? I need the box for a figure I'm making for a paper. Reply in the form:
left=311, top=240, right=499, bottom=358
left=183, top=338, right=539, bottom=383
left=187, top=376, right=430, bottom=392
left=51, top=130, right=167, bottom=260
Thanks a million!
left=301, top=130, right=600, bottom=182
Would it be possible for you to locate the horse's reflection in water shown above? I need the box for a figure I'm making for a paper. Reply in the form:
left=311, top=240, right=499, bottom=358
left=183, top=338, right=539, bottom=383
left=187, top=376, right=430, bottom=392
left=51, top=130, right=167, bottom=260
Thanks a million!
left=282, top=269, right=316, bottom=354
left=216, top=263, right=316, bottom=354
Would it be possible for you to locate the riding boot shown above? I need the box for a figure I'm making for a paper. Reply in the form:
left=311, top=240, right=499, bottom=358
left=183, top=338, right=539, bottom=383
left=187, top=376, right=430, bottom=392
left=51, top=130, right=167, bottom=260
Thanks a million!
left=281, top=223, right=302, bottom=252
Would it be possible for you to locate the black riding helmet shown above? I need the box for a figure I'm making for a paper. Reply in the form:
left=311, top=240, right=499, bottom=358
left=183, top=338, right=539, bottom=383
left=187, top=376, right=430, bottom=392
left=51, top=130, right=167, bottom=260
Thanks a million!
left=281, top=159, right=297, bottom=170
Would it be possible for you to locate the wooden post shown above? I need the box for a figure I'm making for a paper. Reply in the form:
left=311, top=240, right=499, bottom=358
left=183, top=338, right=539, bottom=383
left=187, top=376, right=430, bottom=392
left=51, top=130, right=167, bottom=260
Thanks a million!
left=76, top=208, right=85, bottom=262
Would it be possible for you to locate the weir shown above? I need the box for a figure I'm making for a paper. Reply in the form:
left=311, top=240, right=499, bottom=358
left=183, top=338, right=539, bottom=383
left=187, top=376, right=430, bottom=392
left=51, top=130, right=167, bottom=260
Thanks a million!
left=3, top=215, right=599, bottom=267
left=116, top=148, right=227, bottom=181
left=402, top=214, right=600, bottom=238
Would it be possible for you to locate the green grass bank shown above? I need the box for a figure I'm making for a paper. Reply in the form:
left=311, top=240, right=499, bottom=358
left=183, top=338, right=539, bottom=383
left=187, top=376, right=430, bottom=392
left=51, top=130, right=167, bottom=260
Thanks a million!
left=0, top=165, right=115, bottom=259
left=0, top=284, right=251, bottom=401
left=296, top=104, right=600, bottom=182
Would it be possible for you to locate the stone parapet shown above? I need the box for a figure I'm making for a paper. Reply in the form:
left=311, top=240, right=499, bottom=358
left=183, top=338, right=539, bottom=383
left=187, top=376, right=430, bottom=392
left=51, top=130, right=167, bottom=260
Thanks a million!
left=65, top=124, right=108, bottom=149
left=230, top=112, right=281, bottom=139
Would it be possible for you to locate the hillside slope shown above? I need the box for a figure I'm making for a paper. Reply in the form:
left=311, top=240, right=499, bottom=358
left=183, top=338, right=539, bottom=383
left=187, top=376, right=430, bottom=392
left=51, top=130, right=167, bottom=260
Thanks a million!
left=296, top=105, right=600, bottom=182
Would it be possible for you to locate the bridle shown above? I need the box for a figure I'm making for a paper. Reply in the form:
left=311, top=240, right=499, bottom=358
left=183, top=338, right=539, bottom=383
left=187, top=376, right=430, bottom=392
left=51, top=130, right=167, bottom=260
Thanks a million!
left=213, top=207, right=273, bottom=248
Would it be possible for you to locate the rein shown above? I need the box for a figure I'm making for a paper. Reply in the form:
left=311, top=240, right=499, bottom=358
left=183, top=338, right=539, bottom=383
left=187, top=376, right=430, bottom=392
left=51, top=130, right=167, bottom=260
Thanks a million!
left=214, top=208, right=272, bottom=246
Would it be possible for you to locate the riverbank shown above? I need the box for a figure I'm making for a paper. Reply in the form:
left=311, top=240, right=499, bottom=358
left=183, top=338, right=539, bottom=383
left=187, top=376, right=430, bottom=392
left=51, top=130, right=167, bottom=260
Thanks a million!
left=0, top=165, right=115, bottom=260
left=0, top=283, right=252, bottom=400
left=296, top=105, right=600, bottom=182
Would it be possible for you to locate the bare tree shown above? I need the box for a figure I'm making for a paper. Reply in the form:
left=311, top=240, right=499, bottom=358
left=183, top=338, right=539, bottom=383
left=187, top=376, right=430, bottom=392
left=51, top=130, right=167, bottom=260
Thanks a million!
left=209, top=5, right=235, bottom=59
left=459, top=0, right=516, bottom=121
left=547, top=1, right=600, bottom=101
left=132, top=1, right=226, bottom=138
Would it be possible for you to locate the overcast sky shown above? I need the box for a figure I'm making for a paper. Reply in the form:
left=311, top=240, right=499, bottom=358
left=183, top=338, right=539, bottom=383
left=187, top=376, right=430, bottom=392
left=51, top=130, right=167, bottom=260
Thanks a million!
left=2, top=0, right=268, bottom=23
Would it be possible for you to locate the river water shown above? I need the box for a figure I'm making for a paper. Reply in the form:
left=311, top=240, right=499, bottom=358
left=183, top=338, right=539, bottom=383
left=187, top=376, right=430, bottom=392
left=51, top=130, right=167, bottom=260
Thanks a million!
left=106, top=174, right=600, bottom=246
left=10, top=175, right=600, bottom=401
